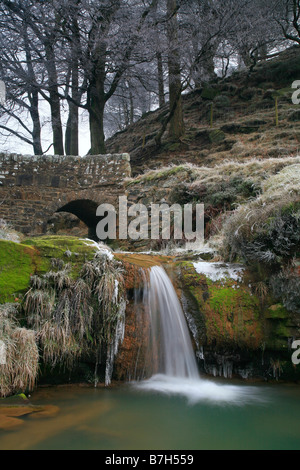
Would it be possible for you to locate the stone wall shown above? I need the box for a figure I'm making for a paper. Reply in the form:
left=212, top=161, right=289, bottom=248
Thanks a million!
left=0, top=153, right=131, bottom=237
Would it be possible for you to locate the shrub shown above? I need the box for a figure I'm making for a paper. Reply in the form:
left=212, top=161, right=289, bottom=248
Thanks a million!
left=270, top=269, right=300, bottom=314
left=213, top=94, right=231, bottom=108
left=222, top=163, right=300, bottom=265
left=222, top=199, right=300, bottom=265
left=172, top=176, right=260, bottom=210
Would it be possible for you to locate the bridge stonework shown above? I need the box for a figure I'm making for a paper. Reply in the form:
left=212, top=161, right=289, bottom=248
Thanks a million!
left=0, top=153, right=131, bottom=237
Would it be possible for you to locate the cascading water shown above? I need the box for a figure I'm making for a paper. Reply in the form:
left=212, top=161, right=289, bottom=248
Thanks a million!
left=147, top=266, right=199, bottom=380
left=134, top=265, right=265, bottom=406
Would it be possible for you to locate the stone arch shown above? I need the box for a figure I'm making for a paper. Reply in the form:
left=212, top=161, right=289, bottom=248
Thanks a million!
left=55, top=199, right=100, bottom=240
left=0, top=153, right=130, bottom=237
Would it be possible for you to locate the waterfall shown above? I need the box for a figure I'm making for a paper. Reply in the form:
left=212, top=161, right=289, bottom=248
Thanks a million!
left=133, top=265, right=265, bottom=406
left=147, top=266, right=199, bottom=380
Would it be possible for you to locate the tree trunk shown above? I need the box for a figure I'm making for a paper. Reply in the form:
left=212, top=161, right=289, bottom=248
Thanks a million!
left=88, top=38, right=107, bottom=155
left=65, top=103, right=79, bottom=156
left=166, top=0, right=184, bottom=141
left=65, top=13, right=80, bottom=156
left=30, top=90, right=43, bottom=155
left=45, top=43, right=64, bottom=155
left=65, top=64, right=79, bottom=155
left=49, top=89, right=64, bottom=155
left=129, top=88, right=134, bottom=125
left=89, top=90, right=106, bottom=155
left=157, top=51, right=165, bottom=107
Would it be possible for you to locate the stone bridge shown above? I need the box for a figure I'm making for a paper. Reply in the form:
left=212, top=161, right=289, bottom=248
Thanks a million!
left=0, top=153, right=131, bottom=239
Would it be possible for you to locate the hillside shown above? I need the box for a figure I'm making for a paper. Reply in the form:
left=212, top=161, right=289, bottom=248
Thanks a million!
left=106, top=46, right=300, bottom=176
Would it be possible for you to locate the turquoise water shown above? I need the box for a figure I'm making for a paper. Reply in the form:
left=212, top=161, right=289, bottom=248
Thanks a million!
left=1, top=377, right=300, bottom=450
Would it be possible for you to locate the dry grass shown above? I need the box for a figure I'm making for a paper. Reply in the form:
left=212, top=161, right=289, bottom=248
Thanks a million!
left=23, top=251, right=126, bottom=385
left=10, top=328, right=39, bottom=393
left=221, top=163, right=300, bottom=263
left=127, top=156, right=300, bottom=188
left=80, top=252, right=126, bottom=385
left=262, top=163, right=300, bottom=197
left=0, top=304, right=39, bottom=398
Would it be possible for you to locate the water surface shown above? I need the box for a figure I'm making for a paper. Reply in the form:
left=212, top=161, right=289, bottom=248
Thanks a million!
left=1, top=378, right=300, bottom=450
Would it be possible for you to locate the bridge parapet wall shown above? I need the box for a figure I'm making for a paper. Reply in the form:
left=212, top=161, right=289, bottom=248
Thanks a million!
left=0, top=153, right=131, bottom=235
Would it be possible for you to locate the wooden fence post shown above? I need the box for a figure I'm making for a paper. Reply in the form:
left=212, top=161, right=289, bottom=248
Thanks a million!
left=210, top=103, right=214, bottom=128
left=275, top=97, right=279, bottom=126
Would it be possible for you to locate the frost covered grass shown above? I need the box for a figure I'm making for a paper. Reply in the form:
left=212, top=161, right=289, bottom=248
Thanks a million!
left=127, top=156, right=300, bottom=188
left=0, top=219, right=21, bottom=243
left=220, top=163, right=300, bottom=313
left=0, top=235, right=127, bottom=394
left=193, top=262, right=245, bottom=283
left=24, top=250, right=126, bottom=386
left=0, top=304, right=39, bottom=398
left=262, top=163, right=300, bottom=197
left=126, top=157, right=300, bottom=243
left=221, top=163, right=300, bottom=265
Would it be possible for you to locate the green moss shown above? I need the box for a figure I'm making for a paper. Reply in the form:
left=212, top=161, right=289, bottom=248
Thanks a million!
left=265, top=304, right=290, bottom=320
left=0, top=236, right=100, bottom=303
left=0, top=240, right=39, bottom=303
left=273, top=322, right=290, bottom=339
left=265, top=322, right=291, bottom=351
left=208, top=286, right=239, bottom=313
left=23, top=235, right=94, bottom=254
left=22, top=236, right=97, bottom=277
left=178, top=260, right=264, bottom=349
left=208, top=129, right=226, bottom=144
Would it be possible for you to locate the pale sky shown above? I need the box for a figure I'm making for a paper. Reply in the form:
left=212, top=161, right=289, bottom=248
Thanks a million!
left=0, top=98, right=91, bottom=156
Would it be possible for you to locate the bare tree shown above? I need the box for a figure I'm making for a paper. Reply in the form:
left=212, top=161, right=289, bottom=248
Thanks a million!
left=274, top=0, right=300, bottom=45
left=0, top=5, right=44, bottom=154
left=2, top=0, right=66, bottom=155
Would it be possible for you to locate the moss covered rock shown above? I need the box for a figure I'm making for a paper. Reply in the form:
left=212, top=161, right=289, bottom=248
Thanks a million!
left=0, top=236, right=104, bottom=304
left=178, top=261, right=263, bottom=350
left=208, top=129, right=226, bottom=144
